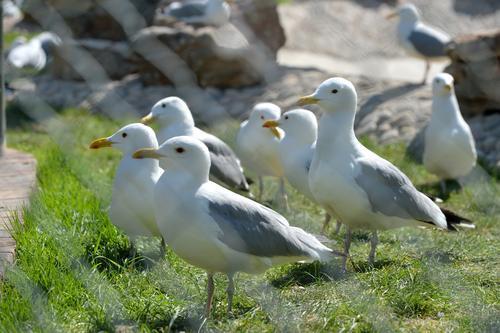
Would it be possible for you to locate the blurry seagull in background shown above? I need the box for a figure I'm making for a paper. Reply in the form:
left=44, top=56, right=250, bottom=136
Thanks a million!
left=89, top=124, right=165, bottom=256
left=5, top=32, right=61, bottom=76
left=423, top=73, right=477, bottom=193
left=141, top=96, right=250, bottom=193
left=236, top=103, right=288, bottom=207
left=386, top=3, right=451, bottom=84
left=299, top=77, right=475, bottom=272
left=263, top=109, right=342, bottom=235
left=133, top=136, right=342, bottom=316
left=160, top=0, right=232, bottom=27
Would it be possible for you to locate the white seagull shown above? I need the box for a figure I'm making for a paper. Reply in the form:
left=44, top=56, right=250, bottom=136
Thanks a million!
left=236, top=103, right=287, bottom=205
left=141, top=96, right=250, bottom=193
left=262, top=109, right=341, bottom=234
left=133, top=136, right=341, bottom=316
left=6, top=32, right=61, bottom=74
left=423, top=73, right=477, bottom=192
left=298, top=77, right=474, bottom=271
left=161, top=0, right=231, bottom=27
left=386, top=3, right=451, bottom=84
left=89, top=123, right=165, bottom=254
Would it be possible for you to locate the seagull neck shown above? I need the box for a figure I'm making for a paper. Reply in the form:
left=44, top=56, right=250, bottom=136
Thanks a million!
left=162, top=168, right=208, bottom=193
left=317, top=111, right=360, bottom=154
left=432, top=94, right=462, bottom=124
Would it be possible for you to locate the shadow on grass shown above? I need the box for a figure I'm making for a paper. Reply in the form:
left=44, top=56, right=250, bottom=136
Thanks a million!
left=352, top=258, right=397, bottom=273
left=270, top=262, right=346, bottom=288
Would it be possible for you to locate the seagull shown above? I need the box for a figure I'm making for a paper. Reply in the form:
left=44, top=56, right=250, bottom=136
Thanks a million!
left=423, top=73, right=477, bottom=193
left=161, top=0, right=231, bottom=27
left=133, top=136, right=342, bottom=316
left=236, top=103, right=287, bottom=206
left=386, top=3, right=451, bottom=84
left=6, top=32, right=61, bottom=74
left=298, top=77, right=474, bottom=272
left=141, top=96, right=250, bottom=193
left=89, top=123, right=165, bottom=255
left=262, top=109, right=342, bottom=234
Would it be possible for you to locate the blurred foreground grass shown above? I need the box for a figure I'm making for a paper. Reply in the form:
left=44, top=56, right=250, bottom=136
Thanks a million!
left=0, top=109, right=498, bottom=332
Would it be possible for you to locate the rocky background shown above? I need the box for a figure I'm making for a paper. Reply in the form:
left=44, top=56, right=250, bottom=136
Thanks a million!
left=5, top=0, right=500, bottom=171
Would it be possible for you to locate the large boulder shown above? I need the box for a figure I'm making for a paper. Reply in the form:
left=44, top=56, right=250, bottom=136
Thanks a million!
left=156, top=0, right=286, bottom=58
left=445, top=29, right=500, bottom=117
left=234, top=0, right=286, bottom=57
left=22, top=0, right=161, bottom=41
left=131, top=25, right=267, bottom=88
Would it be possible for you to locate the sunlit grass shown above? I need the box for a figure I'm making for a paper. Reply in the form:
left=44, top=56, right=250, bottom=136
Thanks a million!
left=1, top=109, right=498, bottom=332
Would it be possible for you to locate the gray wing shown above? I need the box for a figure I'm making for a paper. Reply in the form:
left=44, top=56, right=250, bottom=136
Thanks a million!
left=206, top=190, right=311, bottom=257
left=408, top=25, right=450, bottom=57
left=167, top=0, right=207, bottom=18
left=354, top=157, right=439, bottom=224
left=197, top=131, right=249, bottom=191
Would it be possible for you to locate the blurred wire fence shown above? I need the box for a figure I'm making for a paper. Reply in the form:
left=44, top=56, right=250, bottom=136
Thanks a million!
left=1, top=0, right=499, bottom=330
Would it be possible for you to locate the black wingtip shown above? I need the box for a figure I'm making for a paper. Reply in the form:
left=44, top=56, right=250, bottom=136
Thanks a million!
left=245, top=177, right=254, bottom=186
left=441, top=207, right=475, bottom=231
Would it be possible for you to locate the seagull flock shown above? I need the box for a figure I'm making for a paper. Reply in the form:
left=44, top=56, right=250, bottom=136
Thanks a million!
left=88, top=2, right=478, bottom=317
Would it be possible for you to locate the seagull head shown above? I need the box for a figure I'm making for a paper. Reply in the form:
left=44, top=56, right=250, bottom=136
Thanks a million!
left=263, top=109, right=317, bottom=145
left=133, top=136, right=210, bottom=181
left=432, top=73, right=455, bottom=96
left=89, top=123, right=158, bottom=156
left=386, top=3, right=420, bottom=23
left=141, top=96, right=194, bottom=129
left=297, top=77, right=357, bottom=114
left=249, top=102, right=282, bottom=139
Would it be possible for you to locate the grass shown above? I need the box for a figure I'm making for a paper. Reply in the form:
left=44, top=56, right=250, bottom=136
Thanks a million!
left=1, top=108, right=499, bottom=332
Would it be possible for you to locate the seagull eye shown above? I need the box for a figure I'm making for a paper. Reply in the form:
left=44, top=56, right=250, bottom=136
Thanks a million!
left=161, top=103, right=166, bottom=108
left=122, top=133, right=127, bottom=138
left=176, top=147, right=185, bottom=154
left=284, top=115, right=289, bottom=120
left=331, top=89, right=338, bottom=94
left=260, top=115, right=264, bottom=120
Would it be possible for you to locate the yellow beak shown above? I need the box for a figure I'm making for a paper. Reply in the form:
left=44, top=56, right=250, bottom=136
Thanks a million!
left=141, top=113, right=155, bottom=124
left=132, top=148, right=163, bottom=160
left=297, top=95, right=320, bottom=106
left=89, top=137, right=113, bottom=149
left=262, top=120, right=282, bottom=139
left=444, top=84, right=452, bottom=92
left=385, top=11, right=398, bottom=19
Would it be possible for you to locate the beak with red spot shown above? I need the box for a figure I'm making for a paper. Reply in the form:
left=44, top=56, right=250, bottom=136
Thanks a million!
left=140, top=113, right=155, bottom=124
left=262, top=120, right=282, bottom=139
left=132, top=148, right=164, bottom=160
left=297, top=95, right=320, bottom=106
left=89, top=137, right=114, bottom=149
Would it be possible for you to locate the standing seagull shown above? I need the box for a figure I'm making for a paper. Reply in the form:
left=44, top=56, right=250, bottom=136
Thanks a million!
left=386, top=3, right=451, bottom=84
left=89, top=124, right=165, bottom=254
left=141, top=96, right=250, bottom=193
left=263, top=109, right=341, bottom=234
left=298, top=77, right=474, bottom=271
left=161, top=0, right=231, bottom=27
left=133, top=136, right=341, bottom=316
left=423, top=73, right=477, bottom=193
left=236, top=103, right=287, bottom=206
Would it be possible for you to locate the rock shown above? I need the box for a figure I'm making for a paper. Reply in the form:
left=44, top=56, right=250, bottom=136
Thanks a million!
left=445, top=29, right=500, bottom=117
left=131, top=25, right=267, bottom=88
left=157, top=0, right=286, bottom=58
left=233, top=0, right=286, bottom=58
left=22, top=0, right=161, bottom=41
left=51, top=39, right=138, bottom=80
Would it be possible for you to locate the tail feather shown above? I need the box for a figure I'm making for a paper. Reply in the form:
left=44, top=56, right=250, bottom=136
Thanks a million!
left=441, top=208, right=475, bottom=231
